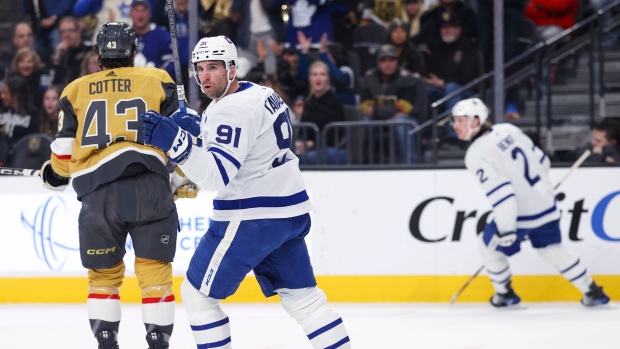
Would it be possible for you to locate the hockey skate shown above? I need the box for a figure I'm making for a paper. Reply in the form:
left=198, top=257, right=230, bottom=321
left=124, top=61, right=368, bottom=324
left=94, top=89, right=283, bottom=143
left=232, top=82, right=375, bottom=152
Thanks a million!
left=490, top=281, right=521, bottom=307
left=146, top=332, right=170, bottom=349
left=96, top=330, right=119, bottom=349
left=581, top=282, right=610, bottom=307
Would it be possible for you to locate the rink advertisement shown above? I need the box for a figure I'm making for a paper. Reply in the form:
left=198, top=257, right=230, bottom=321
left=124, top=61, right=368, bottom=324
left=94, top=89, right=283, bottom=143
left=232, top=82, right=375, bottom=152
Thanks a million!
left=1, top=167, right=619, bottom=302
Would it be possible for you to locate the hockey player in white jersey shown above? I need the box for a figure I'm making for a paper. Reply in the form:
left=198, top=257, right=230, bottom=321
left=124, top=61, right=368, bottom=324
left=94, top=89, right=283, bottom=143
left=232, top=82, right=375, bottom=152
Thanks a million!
left=139, top=35, right=351, bottom=348
left=452, top=98, right=610, bottom=307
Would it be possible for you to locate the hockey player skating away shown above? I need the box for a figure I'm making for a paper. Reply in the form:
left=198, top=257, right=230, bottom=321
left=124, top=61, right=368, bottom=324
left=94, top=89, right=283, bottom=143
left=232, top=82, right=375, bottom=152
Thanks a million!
left=39, top=22, right=190, bottom=349
left=451, top=98, right=610, bottom=308
left=140, top=36, right=352, bottom=348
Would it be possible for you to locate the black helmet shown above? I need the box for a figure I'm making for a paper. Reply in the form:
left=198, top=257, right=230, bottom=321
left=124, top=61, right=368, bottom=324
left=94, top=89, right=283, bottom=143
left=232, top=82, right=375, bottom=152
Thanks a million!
left=96, top=22, right=136, bottom=59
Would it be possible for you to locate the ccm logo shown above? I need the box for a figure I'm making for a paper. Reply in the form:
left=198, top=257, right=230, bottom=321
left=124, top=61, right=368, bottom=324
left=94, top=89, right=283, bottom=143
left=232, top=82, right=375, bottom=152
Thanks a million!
left=87, top=247, right=116, bottom=255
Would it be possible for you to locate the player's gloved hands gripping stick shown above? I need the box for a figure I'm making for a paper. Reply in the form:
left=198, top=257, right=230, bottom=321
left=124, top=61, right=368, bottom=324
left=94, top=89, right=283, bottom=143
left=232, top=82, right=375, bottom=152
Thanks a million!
left=40, top=160, right=70, bottom=190
left=141, top=110, right=192, bottom=163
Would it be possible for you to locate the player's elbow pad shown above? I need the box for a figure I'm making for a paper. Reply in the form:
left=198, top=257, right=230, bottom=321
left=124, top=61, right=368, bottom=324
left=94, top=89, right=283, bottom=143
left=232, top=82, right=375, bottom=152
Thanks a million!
left=40, top=160, right=69, bottom=190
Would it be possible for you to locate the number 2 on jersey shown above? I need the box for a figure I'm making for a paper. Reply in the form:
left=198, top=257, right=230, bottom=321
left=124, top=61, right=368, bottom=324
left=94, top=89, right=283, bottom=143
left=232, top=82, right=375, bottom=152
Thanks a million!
left=511, top=146, right=540, bottom=186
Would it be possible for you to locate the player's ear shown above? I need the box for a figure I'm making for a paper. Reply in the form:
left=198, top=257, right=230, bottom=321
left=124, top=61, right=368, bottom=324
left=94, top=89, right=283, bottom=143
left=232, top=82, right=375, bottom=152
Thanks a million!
left=230, top=64, right=237, bottom=80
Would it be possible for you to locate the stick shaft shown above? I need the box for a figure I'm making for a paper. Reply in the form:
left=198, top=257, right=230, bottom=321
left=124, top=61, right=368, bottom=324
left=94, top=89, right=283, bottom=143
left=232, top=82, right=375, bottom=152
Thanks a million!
left=166, top=0, right=186, bottom=113
left=0, top=167, right=40, bottom=176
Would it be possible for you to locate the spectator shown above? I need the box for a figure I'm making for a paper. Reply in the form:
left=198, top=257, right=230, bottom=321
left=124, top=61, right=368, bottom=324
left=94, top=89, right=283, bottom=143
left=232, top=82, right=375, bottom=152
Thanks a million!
left=416, top=0, right=477, bottom=47
left=23, top=0, right=74, bottom=63
left=0, top=22, right=35, bottom=87
left=231, top=0, right=285, bottom=75
left=10, top=48, right=58, bottom=110
left=525, top=0, right=579, bottom=42
left=362, top=0, right=403, bottom=24
left=330, top=0, right=358, bottom=51
left=79, top=49, right=102, bottom=77
left=0, top=76, right=39, bottom=156
left=566, top=119, right=620, bottom=164
left=73, top=0, right=133, bottom=43
left=39, top=86, right=62, bottom=137
left=386, top=18, right=425, bottom=76
left=401, top=0, right=425, bottom=40
left=359, top=43, right=429, bottom=162
left=423, top=14, right=482, bottom=127
left=275, top=0, right=334, bottom=49
left=293, top=61, right=347, bottom=164
left=52, top=16, right=92, bottom=85
left=276, top=46, right=309, bottom=105
left=130, top=0, right=174, bottom=76
left=297, top=32, right=356, bottom=106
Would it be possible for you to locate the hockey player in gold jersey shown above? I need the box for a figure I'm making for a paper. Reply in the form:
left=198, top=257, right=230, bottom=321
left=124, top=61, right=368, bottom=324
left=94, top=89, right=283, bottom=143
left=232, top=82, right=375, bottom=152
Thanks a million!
left=40, top=22, right=182, bottom=349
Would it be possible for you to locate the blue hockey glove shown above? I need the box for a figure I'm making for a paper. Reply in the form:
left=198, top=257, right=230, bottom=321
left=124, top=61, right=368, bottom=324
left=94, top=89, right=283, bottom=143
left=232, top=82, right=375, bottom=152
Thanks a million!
left=40, top=160, right=69, bottom=190
left=495, top=231, right=517, bottom=247
left=141, top=110, right=192, bottom=163
left=171, top=108, right=201, bottom=137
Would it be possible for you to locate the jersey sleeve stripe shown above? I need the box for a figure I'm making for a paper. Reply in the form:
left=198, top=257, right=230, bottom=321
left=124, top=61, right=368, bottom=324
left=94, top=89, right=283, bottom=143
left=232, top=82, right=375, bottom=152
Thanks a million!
left=516, top=205, right=556, bottom=221
left=213, top=190, right=310, bottom=210
left=486, top=181, right=511, bottom=196
left=208, top=147, right=241, bottom=169
left=53, top=153, right=71, bottom=160
left=492, top=194, right=515, bottom=208
left=211, top=153, right=230, bottom=185
left=50, top=137, right=74, bottom=156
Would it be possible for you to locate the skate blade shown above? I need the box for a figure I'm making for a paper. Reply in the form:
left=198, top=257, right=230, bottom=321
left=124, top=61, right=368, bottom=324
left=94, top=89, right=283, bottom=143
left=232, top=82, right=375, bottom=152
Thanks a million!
left=583, top=303, right=618, bottom=310
left=495, top=304, right=528, bottom=310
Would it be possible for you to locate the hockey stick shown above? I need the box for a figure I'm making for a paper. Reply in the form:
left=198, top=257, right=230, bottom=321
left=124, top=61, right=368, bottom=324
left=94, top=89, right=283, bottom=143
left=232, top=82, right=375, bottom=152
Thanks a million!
left=0, top=167, right=40, bottom=176
left=449, top=149, right=591, bottom=304
left=166, top=0, right=186, bottom=113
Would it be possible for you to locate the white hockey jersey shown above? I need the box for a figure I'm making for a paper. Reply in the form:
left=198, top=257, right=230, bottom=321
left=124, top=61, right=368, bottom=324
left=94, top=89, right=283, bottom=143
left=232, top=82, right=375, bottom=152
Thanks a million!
left=179, top=82, right=313, bottom=221
left=465, top=123, right=560, bottom=233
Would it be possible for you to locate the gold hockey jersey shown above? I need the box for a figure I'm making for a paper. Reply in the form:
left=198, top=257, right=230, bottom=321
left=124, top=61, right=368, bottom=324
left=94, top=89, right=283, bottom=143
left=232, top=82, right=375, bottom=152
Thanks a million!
left=51, top=67, right=179, bottom=198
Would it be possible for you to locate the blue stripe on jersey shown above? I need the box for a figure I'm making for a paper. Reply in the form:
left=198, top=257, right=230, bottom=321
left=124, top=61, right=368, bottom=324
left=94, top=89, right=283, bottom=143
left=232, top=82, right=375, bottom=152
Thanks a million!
left=213, top=190, right=309, bottom=210
left=235, top=81, right=254, bottom=93
left=211, top=153, right=229, bottom=185
left=326, top=336, right=351, bottom=349
left=197, top=337, right=231, bottom=349
left=308, top=318, right=343, bottom=339
left=561, top=259, right=580, bottom=274
left=517, top=205, right=556, bottom=221
left=539, top=153, right=547, bottom=163
left=486, top=182, right=511, bottom=197
left=190, top=317, right=230, bottom=331
left=208, top=147, right=241, bottom=169
left=492, top=194, right=515, bottom=207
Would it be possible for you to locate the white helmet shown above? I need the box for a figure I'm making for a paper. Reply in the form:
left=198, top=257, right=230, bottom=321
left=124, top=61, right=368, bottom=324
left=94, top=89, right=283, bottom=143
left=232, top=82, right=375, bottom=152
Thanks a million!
left=190, top=35, right=239, bottom=100
left=452, top=98, right=488, bottom=124
left=451, top=98, right=489, bottom=141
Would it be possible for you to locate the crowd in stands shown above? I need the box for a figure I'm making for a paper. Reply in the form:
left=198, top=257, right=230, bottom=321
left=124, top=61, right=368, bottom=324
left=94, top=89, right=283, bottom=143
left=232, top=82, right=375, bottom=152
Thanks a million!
left=1, top=0, right=619, bottom=168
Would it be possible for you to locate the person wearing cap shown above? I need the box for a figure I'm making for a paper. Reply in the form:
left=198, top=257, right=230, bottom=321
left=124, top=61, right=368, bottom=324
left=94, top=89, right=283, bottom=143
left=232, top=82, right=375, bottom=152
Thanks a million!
left=423, top=13, right=482, bottom=140
left=359, top=43, right=429, bottom=163
left=130, top=0, right=175, bottom=77
left=386, top=18, right=424, bottom=76
left=415, top=0, right=477, bottom=46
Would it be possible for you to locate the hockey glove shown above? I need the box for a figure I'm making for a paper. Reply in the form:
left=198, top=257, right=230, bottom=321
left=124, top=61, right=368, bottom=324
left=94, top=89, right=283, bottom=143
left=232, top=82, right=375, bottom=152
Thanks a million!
left=170, top=167, right=199, bottom=201
left=141, top=110, right=192, bottom=163
left=40, top=160, right=70, bottom=190
left=171, top=108, right=201, bottom=137
left=495, top=231, right=518, bottom=247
